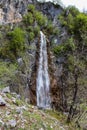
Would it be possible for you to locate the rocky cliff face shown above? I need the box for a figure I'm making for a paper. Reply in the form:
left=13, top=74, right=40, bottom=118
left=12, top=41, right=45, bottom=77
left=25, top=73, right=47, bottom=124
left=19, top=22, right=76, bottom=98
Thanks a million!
left=0, top=0, right=63, bottom=24
left=36, top=1, right=63, bottom=19
left=0, top=0, right=64, bottom=107
left=0, top=0, right=33, bottom=24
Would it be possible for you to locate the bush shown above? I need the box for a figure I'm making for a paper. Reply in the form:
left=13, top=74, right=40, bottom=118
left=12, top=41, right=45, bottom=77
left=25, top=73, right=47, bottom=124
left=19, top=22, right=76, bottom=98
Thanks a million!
left=34, top=26, right=40, bottom=36
left=53, top=28, right=59, bottom=35
left=0, top=32, right=2, bottom=39
left=53, top=44, right=64, bottom=56
left=35, top=11, right=47, bottom=26
left=46, top=21, right=54, bottom=34
left=28, top=4, right=35, bottom=12
left=53, top=38, right=76, bottom=56
left=28, top=32, right=35, bottom=41
left=23, top=13, right=34, bottom=25
left=64, top=38, right=76, bottom=52
left=7, top=27, right=25, bottom=56
left=66, top=6, right=79, bottom=17
left=26, top=26, right=33, bottom=32
left=74, top=13, right=87, bottom=39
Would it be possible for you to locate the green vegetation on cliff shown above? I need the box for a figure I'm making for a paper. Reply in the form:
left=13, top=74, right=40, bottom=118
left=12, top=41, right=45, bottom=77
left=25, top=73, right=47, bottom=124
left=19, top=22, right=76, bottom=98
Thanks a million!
left=0, top=2, right=87, bottom=130
left=53, top=5, right=87, bottom=128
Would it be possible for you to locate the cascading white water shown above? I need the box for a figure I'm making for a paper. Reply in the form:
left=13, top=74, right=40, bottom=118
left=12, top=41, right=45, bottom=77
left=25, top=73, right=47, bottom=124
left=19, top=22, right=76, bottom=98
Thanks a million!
left=36, top=31, right=51, bottom=108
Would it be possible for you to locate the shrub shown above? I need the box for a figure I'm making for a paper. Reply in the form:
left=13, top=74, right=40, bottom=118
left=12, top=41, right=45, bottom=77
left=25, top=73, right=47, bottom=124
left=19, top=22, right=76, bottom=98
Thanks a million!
left=46, top=21, right=54, bottom=34
left=7, top=27, right=25, bottom=56
left=34, top=26, right=40, bottom=36
left=64, top=38, right=76, bottom=53
left=23, top=13, right=34, bottom=25
left=0, top=32, right=2, bottom=39
left=53, top=44, right=64, bottom=56
left=74, top=13, right=87, bottom=39
left=66, top=6, right=79, bottom=17
left=26, top=26, right=33, bottom=32
left=53, top=28, right=59, bottom=35
left=35, top=11, right=47, bottom=26
left=28, top=32, right=35, bottom=41
left=53, top=38, right=76, bottom=56
left=28, top=4, right=35, bottom=13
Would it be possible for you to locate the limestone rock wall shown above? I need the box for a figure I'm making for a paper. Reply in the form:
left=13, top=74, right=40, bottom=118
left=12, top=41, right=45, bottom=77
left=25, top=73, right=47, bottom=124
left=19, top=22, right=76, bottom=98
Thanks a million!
left=0, top=0, right=33, bottom=24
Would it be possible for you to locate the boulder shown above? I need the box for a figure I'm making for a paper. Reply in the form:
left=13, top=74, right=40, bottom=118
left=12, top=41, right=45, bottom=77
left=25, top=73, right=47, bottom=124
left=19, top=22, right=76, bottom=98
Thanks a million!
left=0, top=95, right=6, bottom=106
left=2, top=86, right=10, bottom=93
left=8, top=119, right=17, bottom=128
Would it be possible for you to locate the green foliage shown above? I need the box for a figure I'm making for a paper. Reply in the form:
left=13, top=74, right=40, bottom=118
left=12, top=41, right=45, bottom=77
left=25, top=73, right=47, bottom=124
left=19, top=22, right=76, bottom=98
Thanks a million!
left=67, top=55, right=86, bottom=73
left=0, top=61, right=18, bottom=78
left=46, top=21, right=54, bottom=34
left=59, top=13, right=74, bottom=33
left=23, top=4, right=48, bottom=44
left=0, top=61, right=18, bottom=89
left=66, top=6, right=79, bottom=17
left=26, top=26, right=33, bottom=32
left=28, top=32, right=35, bottom=41
left=0, top=32, right=2, bottom=39
left=26, top=26, right=40, bottom=41
left=53, top=44, right=64, bottom=56
left=74, top=13, right=87, bottom=39
left=23, top=12, right=34, bottom=25
left=35, top=11, right=47, bottom=26
left=0, top=27, right=25, bottom=61
left=23, top=4, right=48, bottom=28
left=66, top=13, right=74, bottom=33
left=59, top=6, right=87, bottom=38
left=53, top=28, right=59, bottom=35
left=53, top=38, right=76, bottom=56
left=64, top=38, right=76, bottom=52
left=58, top=6, right=80, bottom=34
left=7, top=27, right=25, bottom=56
left=28, top=4, right=35, bottom=12
left=34, top=26, right=40, bottom=36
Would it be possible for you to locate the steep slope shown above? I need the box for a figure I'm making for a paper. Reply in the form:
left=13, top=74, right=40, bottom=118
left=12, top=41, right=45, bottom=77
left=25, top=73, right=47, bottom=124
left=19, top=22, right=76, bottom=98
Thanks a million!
left=0, top=0, right=33, bottom=24
left=0, top=90, right=75, bottom=130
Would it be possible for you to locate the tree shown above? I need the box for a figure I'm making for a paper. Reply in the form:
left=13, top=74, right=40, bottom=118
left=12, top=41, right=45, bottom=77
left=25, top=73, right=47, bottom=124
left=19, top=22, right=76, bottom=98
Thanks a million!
left=23, top=13, right=34, bottom=25
left=7, top=27, right=25, bottom=56
left=74, top=13, right=87, bottom=40
left=66, top=56, right=85, bottom=123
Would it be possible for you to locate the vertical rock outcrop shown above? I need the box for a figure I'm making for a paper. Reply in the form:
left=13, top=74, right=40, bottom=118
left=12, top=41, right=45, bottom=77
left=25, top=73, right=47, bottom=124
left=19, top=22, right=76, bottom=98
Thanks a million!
left=0, top=0, right=33, bottom=24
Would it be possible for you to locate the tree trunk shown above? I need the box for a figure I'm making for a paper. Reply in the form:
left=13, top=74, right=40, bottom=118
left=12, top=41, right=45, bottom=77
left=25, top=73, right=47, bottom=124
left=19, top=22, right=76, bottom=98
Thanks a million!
left=67, top=73, right=78, bottom=123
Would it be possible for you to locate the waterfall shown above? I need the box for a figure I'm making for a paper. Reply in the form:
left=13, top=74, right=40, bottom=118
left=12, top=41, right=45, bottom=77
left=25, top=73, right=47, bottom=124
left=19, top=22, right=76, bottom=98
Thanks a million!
left=36, top=31, right=51, bottom=109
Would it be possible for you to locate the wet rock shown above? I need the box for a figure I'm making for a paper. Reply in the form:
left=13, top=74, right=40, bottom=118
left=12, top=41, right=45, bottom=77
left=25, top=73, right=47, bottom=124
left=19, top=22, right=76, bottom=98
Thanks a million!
left=2, top=86, right=10, bottom=93
left=0, top=95, right=6, bottom=106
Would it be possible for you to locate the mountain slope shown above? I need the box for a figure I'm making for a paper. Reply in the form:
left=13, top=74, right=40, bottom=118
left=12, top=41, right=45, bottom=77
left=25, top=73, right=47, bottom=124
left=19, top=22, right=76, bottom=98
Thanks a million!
left=0, top=90, right=75, bottom=130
